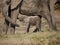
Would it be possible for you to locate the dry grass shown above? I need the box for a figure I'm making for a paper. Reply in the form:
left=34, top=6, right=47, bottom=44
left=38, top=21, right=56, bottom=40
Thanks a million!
left=0, top=31, right=60, bottom=45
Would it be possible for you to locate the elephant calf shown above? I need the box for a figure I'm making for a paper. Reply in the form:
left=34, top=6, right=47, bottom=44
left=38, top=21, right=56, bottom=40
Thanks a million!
left=18, top=15, right=41, bottom=33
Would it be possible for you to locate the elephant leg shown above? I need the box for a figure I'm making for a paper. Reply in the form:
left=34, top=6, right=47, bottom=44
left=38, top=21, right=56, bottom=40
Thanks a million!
left=41, top=4, right=56, bottom=31
left=3, top=19, right=9, bottom=34
left=9, top=8, right=19, bottom=34
left=33, top=21, right=41, bottom=32
left=45, top=14, right=56, bottom=31
left=2, top=5, right=9, bottom=34
left=2, top=5, right=11, bottom=34
left=36, top=17, right=42, bottom=32
left=9, top=24, right=15, bottom=34
left=50, top=14, right=57, bottom=31
left=42, top=12, right=56, bottom=31
left=25, top=22, right=30, bottom=33
left=50, top=1, right=57, bottom=31
left=33, top=28, right=38, bottom=32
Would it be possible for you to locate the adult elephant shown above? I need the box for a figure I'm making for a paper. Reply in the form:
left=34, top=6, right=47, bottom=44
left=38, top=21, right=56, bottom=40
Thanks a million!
left=2, top=0, right=57, bottom=34
left=11, top=0, right=57, bottom=31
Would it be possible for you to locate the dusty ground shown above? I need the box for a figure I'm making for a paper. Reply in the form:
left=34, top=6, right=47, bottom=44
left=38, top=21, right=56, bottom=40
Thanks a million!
left=0, top=10, right=60, bottom=45
left=0, top=31, right=60, bottom=45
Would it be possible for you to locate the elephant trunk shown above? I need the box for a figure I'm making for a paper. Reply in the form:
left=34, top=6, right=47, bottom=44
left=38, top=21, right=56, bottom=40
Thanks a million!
left=3, top=14, right=19, bottom=27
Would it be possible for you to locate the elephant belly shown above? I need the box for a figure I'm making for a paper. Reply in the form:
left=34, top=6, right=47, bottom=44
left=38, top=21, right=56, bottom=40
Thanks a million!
left=11, top=0, right=21, bottom=9
left=20, top=0, right=39, bottom=15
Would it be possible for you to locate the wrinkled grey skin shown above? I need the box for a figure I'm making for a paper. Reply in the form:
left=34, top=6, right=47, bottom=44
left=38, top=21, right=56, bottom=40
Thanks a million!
left=2, top=0, right=19, bottom=26
left=2, top=0, right=57, bottom=34
left=2, top=0, right=19, bottom=34
left=18, top=15, right=41, bottom=33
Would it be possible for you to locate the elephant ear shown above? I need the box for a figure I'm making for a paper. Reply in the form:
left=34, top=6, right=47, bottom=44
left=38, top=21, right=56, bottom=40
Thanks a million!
left=11, top=0, right=22, bottom=9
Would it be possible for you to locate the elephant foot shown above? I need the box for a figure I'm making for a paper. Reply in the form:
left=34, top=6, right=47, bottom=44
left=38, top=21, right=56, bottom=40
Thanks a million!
left=24, top=32, right=29, bottom=34
left=54, top=28, right=57, bottom=31
left=33, top=30, right=43, bottom=32
left=33, top=28, right=38, bottom=32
